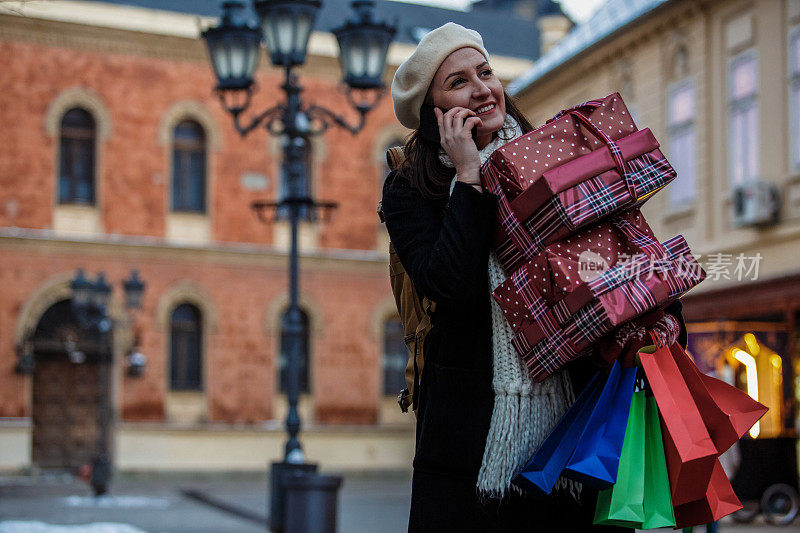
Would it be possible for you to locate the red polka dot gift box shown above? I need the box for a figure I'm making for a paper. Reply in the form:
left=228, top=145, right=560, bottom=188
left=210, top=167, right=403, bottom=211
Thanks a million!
left=491, top=208, right=705, bottom=381
left=482, top=92, right=676, bottom=275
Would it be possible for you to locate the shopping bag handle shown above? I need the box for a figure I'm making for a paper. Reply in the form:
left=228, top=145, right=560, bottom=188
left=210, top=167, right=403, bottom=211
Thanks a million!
left=648, top=330, right=665, bottom=349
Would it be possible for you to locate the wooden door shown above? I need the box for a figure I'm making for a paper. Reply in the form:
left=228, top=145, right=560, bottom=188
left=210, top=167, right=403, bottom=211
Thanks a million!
left=31, top=354, right=100, bottom=471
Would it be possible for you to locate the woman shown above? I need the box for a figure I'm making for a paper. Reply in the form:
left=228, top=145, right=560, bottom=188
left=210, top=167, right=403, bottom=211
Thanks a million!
left=382, top=23, right=685, bottom=532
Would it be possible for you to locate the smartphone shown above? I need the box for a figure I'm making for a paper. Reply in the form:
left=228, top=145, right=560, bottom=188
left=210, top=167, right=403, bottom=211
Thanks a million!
left=418, top=104, right=478, bottom=145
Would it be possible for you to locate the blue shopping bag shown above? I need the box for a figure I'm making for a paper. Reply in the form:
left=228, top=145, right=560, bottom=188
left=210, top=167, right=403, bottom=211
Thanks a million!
left=563, top=361, right=637, bottom=488
left=513, top=370, right=604, bottom=495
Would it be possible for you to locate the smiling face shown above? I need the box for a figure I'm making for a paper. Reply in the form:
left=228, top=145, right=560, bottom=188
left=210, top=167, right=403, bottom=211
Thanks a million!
left=429, top=47, right=506, bottom=148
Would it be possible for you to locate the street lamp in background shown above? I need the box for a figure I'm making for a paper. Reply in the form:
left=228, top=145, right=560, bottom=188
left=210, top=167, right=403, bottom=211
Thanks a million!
left=70, top=269, right=145, bottom=496
left=201, top=1, right=395, bottom=530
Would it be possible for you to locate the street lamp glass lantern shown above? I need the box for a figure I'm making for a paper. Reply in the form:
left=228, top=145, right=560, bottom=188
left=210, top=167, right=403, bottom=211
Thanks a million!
left=202, top=0, right=263, bottom=91
left=254, top=0, right=321, bottom=67
left=333, top=1, right=395, bottom=90
left=123, top=270, right=146, bottom=310
left=70, top=269, right=93, bottom=309
left=92, top=273, right=113, bottom=310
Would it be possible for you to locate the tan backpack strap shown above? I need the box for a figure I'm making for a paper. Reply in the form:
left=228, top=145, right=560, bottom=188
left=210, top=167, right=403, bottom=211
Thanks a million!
left=386, top=146, right=405, bottom=171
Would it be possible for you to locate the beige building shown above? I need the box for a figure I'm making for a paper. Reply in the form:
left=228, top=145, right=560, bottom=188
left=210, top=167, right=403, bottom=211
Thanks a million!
left=512, top=0, right=799, bottom=446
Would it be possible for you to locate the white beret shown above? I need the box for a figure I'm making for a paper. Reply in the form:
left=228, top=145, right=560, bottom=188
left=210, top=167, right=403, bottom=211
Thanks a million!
left=391, top=23, right=489, bottom=130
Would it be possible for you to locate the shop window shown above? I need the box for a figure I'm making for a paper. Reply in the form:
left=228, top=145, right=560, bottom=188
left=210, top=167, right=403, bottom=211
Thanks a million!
left=727, top=51, right=759, bottom=187
left=58, top=108, right=96, bottom=205
left=382, top=317, right=407, bottom=395
left=172, top=120, right=207, bottom=213
left=278, top=308, right=310, bottom=394
left=666, top=80, right=696, bottom=206
left=169, top=303, right=203, bottom=391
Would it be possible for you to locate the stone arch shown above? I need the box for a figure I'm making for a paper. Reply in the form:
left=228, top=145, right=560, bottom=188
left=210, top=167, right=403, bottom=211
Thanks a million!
left=155, top=281, right=219, bottom=333
left=157, top=100, right=222, bottom=150
left=44, top=87, right=111, bottom=141
left=15, top=272, right=127, bottom=347
left=264, top=292, right=324, bottom=338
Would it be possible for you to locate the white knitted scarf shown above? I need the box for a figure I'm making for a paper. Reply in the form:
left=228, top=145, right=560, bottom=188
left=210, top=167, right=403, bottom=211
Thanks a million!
left=441, top=115, right=577, bottom=499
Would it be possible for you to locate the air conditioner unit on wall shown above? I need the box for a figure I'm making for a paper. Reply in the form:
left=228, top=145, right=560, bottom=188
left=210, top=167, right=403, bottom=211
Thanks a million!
left=731, top=181, right=780, bottom=227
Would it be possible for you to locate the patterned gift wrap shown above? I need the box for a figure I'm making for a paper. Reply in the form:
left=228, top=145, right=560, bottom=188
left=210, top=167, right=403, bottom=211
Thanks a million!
left=492, top=209, right=706, bottom=382
left=481, top=93, right=676, bottom=274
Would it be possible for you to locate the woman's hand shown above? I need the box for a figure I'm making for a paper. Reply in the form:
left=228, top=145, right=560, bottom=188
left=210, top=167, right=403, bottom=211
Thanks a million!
left=435, top=107, right=483, bottom=188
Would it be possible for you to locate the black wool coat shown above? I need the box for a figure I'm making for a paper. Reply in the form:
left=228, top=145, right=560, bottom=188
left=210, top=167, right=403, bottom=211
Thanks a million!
left=381, top=172, right=683, bottom=532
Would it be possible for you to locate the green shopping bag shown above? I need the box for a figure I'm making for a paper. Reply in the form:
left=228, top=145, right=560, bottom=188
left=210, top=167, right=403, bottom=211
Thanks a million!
left=593, top=389, right=646, bottom=527
left=642, top=394, right=676, bottom=529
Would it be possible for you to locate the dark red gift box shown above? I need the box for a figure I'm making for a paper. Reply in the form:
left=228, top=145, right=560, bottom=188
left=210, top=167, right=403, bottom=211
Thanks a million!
left=481, top=93, right=676, bottom=274
left=492, top=209, right=706, bottom=381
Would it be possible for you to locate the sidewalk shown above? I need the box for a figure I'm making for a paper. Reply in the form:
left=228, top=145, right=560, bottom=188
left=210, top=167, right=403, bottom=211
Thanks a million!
left=0, top=470, right=411, bottom=533
left=0, top=471, right=795, bottom=532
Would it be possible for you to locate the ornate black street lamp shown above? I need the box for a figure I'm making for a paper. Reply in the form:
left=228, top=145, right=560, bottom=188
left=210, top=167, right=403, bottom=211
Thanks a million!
left=202, top=1, right=395, bottom=530
left=69, top=269, right=145, bottom=496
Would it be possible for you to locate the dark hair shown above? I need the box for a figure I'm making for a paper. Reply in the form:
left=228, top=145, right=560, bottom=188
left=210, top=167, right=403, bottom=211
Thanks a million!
left=396, top=90, right=534, bottom=200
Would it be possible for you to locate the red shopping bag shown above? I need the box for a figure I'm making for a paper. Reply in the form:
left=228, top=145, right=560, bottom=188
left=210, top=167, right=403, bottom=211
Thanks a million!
left=671, top=343, right=767, bottom=455
left=638, top=335, right=717, bottom=506
left=673, top=460, right=743, bottom=528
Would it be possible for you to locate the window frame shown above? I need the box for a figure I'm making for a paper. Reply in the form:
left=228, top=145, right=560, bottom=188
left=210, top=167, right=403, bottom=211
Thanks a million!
left=58, top=108, right=96, bottom=206
left=726, top=48, right=759, bottom=188
left=665, top=77, right=697, bottom=207
left=381, top=316, right=407, bottom=396
left=171, top=120, right=207, bottom=214
left=789, top=25, right=800, bottom=172
left=169, top=303, right=204, bottom=391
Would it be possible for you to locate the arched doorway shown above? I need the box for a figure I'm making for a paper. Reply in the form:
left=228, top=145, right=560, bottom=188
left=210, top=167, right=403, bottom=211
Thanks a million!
left=29, top=299, right=104, bottom=472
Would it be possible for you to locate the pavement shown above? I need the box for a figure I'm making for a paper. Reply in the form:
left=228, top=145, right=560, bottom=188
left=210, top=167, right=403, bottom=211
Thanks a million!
left=0, top=470, right=796, bottom=532
left=0, top=470, right=411, bottom=533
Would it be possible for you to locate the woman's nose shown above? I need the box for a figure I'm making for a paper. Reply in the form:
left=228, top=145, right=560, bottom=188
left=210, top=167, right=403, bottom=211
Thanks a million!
left=472, top=80, right=491, bottom=98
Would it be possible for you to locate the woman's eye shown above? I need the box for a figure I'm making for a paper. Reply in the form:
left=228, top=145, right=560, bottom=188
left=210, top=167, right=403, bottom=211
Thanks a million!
left=481, top=69, right=493, bottom=77
left=450, top=78, right=466, bottom=88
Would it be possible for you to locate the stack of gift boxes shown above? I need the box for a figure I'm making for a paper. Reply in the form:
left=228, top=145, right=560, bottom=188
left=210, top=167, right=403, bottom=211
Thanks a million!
left=481, top=92, right=706, bottom=382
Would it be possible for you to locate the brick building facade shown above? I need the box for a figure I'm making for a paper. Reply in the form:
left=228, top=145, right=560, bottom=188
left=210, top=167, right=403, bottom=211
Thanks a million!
left=0, top=0, right=568, bottom=471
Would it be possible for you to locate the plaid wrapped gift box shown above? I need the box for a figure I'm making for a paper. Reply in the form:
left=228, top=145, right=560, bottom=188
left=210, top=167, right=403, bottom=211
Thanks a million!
left=493, top=209, right=706, bottom=382
left=481, top=92, right=676, bottom=274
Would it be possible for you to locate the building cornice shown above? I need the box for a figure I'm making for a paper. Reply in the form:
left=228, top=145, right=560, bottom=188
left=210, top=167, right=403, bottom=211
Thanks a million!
left=0, top=227, right=389, bottom=273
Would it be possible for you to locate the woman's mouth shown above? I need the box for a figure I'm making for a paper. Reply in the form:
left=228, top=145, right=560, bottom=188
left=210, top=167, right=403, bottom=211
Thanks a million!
left=474, top=103, right=496, bottom=115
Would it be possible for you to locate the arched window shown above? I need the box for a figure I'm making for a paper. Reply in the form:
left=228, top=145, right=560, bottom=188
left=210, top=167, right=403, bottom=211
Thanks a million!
left=59, top=108, right=96, bottom=205
left=169, top=303, right=203, bottom=390
left=278, top=308, right=310, bottom=394
left=382, top=317, right=407, bottom=395
left=172, top=120, right=207, bottom=213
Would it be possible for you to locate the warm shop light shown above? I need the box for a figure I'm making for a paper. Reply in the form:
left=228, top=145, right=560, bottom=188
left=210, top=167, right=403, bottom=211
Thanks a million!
left=732, top=348, right=760, bottom=438
left=744, top=333, right=761, bottom=355
left=770, top=354, right=782, bottom=370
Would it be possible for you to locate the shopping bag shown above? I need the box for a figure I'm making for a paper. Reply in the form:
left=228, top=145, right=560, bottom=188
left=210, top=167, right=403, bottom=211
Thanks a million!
left=673, top=460, right=743, bottom=528
left=563, top=361, right=637, bottom=488
left=593, top=388, right=646, bottom=527
left=671, top=343, right=767, bottom=454
left=641, top=394, right=676, bottom=529
left=638, top=337, right=717, bottom=506
left=514, top=371, right=604, bottom=495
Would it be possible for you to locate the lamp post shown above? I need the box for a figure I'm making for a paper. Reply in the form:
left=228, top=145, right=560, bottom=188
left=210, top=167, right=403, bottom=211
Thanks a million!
left=202, top=1, right=395, bottom=530
left=69, top=269, right=145, bottom=496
